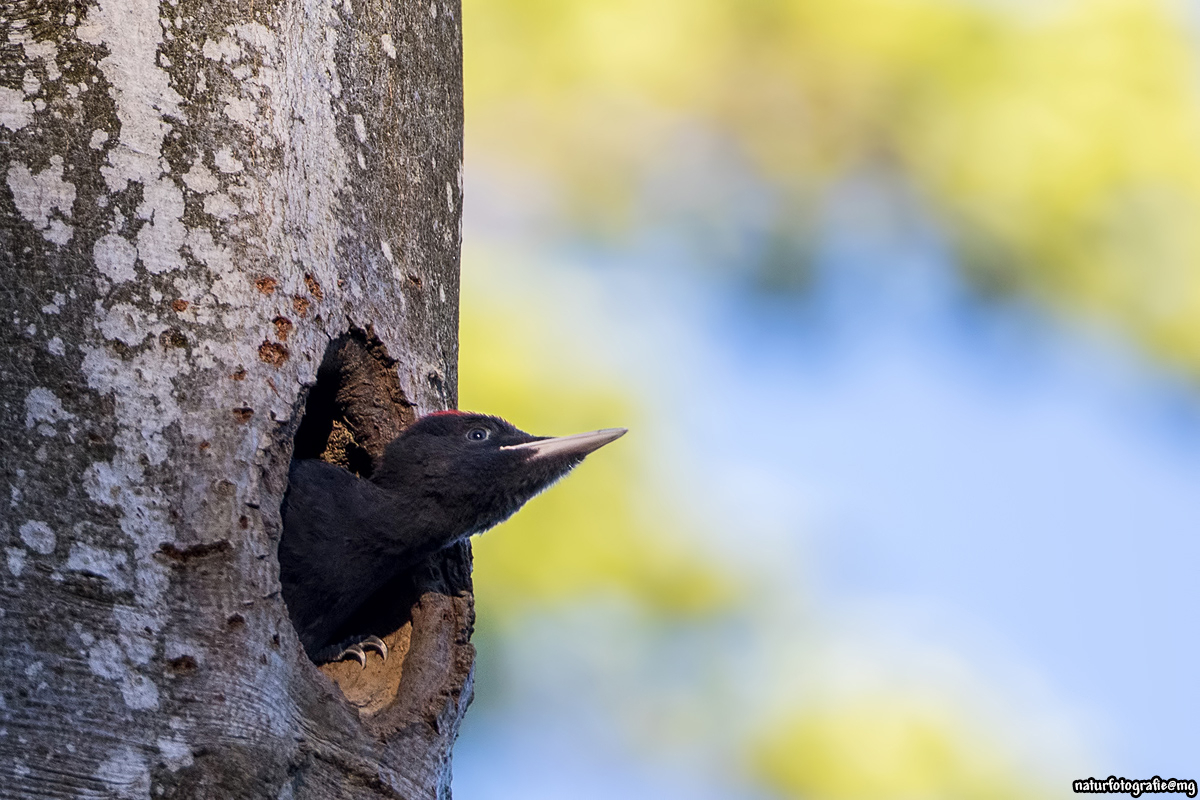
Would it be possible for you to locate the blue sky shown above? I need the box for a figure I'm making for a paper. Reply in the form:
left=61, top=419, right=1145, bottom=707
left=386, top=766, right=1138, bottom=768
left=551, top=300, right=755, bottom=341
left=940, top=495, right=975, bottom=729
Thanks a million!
left=453, top=169, right=1200, bottom=794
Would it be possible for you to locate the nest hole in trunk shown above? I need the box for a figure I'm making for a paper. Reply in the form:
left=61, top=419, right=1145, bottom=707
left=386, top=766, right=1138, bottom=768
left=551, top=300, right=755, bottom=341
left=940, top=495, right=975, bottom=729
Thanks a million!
left=284, top=326, right=476, bottom=726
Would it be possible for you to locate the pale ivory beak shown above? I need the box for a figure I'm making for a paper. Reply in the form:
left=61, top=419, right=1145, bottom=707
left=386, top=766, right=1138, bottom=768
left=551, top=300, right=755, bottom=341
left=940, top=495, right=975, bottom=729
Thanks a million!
left=500, top=428, right=628, bottom=460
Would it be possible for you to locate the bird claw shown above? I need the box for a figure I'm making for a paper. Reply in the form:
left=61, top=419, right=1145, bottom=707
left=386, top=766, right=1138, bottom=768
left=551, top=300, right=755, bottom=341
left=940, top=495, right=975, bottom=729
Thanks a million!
left=361, top=635, right=388, bottom=661
left=332, top=635, right=388, bottom=669
left=337, top=642, right=367, bottom=668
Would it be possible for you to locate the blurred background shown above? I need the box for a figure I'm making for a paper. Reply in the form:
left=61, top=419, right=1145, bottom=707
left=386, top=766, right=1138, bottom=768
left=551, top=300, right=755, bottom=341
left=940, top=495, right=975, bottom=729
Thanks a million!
left=449, top=1, right=1200, bottom=797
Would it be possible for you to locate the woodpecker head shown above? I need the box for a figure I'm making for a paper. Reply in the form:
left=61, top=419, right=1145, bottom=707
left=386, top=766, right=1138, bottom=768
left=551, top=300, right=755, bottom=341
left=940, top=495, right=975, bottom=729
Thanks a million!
left=372, top=411, right=627, bottom=537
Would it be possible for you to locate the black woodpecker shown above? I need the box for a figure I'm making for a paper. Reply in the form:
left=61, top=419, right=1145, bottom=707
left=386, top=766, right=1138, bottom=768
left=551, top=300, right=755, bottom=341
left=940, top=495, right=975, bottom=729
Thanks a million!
left=279, top=411, right=626, bottom=663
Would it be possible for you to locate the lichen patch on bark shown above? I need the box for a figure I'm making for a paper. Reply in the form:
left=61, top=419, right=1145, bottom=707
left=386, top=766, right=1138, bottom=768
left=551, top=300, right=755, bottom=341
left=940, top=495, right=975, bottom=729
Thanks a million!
left=6, top=156, right=75, bottom=245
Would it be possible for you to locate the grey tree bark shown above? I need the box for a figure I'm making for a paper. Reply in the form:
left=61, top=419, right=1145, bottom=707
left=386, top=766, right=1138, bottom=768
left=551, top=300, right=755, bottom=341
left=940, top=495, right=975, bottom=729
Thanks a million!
left=0, top=0, right=471, bottom=797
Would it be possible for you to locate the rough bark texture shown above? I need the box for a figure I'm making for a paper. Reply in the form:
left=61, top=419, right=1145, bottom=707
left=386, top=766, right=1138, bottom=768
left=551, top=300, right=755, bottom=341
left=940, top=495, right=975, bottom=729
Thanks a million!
left=0, top=0, right=470, bottom=797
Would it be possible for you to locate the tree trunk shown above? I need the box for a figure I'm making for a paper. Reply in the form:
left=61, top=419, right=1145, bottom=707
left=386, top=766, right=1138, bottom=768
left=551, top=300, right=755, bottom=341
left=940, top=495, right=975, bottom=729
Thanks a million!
left=1, top=0, right=470, bottom=797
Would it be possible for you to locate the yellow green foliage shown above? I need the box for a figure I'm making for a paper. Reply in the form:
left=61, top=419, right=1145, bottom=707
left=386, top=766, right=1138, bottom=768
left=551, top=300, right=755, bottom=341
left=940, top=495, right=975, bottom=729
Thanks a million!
left=466, top=0, right=1200, bottom=374
left=458, top=254, right=736, bottom=622
left=457, top=2, right=1151, bottom=791
left=750, top=697, right=1051, bottom=800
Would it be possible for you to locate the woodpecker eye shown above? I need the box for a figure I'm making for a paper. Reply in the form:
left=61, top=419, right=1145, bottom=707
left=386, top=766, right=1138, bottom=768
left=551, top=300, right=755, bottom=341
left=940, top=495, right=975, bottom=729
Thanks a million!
left=466, top=428, right=490, bottom=442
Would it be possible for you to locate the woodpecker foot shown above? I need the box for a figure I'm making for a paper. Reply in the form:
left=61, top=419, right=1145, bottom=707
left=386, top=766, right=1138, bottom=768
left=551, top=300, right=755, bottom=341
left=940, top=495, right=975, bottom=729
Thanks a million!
left=318, top=635, right=388, bottom=668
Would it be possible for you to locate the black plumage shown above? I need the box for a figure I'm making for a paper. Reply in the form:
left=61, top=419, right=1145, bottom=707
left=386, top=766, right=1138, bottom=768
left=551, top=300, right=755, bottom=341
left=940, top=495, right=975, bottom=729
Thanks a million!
left=279, top=412, right=625, bottom=658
